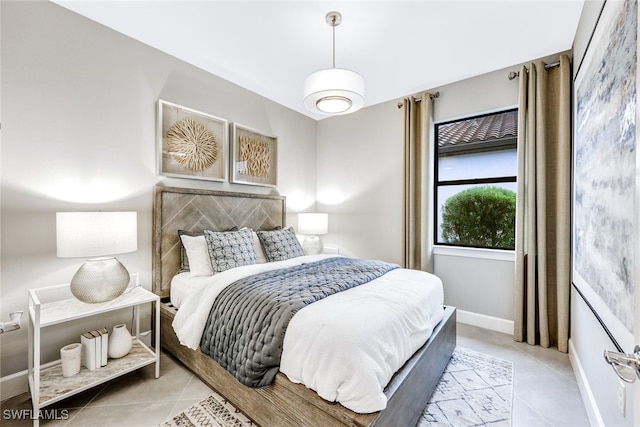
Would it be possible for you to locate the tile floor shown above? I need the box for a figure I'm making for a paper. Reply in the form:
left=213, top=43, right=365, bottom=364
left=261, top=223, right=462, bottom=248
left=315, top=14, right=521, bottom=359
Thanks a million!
left=456, top=323, right=590, bottom=427
left=1, top=323, right=590, bottom=427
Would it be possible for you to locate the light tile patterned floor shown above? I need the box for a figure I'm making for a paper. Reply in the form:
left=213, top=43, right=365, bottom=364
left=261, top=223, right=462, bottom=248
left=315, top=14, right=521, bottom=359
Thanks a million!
left=1, top=323, right=589, bottom=426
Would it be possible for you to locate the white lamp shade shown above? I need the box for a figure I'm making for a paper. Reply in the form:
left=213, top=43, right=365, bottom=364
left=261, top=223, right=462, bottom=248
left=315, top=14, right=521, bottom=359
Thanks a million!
left=298, top=213, right=329, bottom=235
left=57, top=212, right=138, bottom=258
left=303, top=68, right=365, bottom=115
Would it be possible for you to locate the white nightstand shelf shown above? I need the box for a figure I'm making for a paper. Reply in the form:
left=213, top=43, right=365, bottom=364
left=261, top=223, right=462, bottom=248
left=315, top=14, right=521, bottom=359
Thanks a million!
left=28, top=277, right=160, bottom=426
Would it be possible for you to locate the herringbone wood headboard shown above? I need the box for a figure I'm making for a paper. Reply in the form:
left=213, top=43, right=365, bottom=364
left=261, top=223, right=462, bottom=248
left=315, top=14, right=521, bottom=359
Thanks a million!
left=152, top=186, right=286, bottom=298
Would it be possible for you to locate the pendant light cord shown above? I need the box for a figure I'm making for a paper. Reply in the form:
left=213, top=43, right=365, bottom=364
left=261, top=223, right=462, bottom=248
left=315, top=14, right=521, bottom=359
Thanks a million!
left=331, top=15, right=336, bottom=68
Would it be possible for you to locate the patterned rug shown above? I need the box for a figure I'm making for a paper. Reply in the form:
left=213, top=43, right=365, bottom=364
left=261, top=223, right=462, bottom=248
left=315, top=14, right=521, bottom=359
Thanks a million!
left=161, top=392, right=253, bottom=427
left=160, top=347, right=513, bottom=427
left=418, top=347, right=513, bottom=426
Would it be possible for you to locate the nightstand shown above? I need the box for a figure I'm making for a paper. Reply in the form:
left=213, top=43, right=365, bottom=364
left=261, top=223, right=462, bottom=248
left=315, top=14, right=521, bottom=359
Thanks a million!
left=322, top=246, right=340, bottom=255
left=27, top=276, right=160, bottom=426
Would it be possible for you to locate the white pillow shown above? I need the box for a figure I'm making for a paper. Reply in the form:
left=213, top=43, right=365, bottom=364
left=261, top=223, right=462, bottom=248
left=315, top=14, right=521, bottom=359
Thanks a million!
left=179, top=234, right=213, bottom=277
left=252, top=231, right=267, bottom=264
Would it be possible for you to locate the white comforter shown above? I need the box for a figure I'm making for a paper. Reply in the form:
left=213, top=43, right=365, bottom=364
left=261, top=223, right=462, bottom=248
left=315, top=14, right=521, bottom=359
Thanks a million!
left=172, top=255, right=444, bottom=413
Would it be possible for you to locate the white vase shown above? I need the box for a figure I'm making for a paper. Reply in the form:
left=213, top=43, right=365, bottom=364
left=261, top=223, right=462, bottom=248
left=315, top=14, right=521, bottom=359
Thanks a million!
left=60, top=343, right=82, bottom=377
left=108, top=324, right=132, bottom=359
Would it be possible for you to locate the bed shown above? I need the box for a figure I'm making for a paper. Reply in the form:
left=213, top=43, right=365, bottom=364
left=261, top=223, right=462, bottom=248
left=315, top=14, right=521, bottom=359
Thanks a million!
left=152, top=185, right=456, bottom=427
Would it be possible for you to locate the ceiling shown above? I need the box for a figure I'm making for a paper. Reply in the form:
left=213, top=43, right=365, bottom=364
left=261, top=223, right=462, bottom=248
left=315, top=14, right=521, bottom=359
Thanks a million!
left=51, top=1, right=585, bottom=120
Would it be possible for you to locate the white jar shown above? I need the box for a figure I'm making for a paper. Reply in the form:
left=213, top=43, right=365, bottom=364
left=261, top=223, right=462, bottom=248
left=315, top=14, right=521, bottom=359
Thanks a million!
left=60, top=343, right=82, bottom=377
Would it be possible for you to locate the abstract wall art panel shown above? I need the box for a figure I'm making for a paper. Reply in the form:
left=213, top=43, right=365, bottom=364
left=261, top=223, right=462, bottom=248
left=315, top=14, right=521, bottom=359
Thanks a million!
left=573, top=0, right=636, bottom=350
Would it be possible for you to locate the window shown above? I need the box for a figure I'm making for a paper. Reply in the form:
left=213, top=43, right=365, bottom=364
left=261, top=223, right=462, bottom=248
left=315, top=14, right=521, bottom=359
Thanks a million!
left=435, top=109, right=518, bottom=250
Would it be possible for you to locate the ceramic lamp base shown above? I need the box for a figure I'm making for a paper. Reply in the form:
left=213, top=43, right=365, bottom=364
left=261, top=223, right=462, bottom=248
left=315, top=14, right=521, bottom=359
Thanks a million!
left=70, top=257, right=130, bottom=303
left=302, top=235, right=323, bottom=255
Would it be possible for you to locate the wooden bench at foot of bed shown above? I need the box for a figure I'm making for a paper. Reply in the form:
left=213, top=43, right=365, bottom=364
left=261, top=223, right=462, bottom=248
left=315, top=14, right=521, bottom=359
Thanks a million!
left=159, top=303, right=456, bottom=427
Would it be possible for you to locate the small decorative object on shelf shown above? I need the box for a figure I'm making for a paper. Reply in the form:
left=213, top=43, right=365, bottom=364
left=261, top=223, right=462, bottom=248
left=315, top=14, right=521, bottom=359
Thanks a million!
left=81, top=327, right=109, bottom=369
left=60, top=343, right=81, bottom=378
left=81, top=332, right=97, bottom=370
left=108, top=324, right=132, bottom=359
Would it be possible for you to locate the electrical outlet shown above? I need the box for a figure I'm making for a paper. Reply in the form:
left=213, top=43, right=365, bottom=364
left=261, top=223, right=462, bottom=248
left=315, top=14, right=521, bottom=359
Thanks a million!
left=617, top=378, right=626, bottom=417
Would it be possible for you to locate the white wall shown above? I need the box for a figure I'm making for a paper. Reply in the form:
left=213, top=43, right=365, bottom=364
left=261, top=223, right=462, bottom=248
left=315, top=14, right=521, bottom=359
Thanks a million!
left=316, top=102, right=404, bottom=264
left=0, top=0, right=317, bottom=378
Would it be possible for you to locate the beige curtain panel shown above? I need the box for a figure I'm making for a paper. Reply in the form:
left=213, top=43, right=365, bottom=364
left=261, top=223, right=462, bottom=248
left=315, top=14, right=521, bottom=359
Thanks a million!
left=514, top=55, right=571, bottom=353
left=402, top=93, right=435, bottom=272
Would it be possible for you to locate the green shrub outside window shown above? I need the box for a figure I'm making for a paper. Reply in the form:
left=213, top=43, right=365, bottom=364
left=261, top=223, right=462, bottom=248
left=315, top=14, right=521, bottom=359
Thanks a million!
left=441, top=186, right=516, bottom=249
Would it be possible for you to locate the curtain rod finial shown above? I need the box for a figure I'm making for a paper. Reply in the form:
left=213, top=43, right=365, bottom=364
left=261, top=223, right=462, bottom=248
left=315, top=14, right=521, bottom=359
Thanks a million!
left=508, top=71, right=519, bottom=80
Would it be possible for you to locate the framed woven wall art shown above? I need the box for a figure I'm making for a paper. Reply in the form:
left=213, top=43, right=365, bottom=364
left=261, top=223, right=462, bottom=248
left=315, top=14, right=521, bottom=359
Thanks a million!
left=157, top=100, right=228, bottom=182
left=230, top=123, right=278, bottom=187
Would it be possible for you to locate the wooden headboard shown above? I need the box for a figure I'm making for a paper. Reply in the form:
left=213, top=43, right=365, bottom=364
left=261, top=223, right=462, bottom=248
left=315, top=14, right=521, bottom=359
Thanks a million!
left=152, top=186, right=286, bottom=298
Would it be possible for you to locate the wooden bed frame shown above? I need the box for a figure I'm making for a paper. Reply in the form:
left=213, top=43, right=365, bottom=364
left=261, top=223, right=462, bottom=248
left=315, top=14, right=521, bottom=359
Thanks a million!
left=152, top=185, right=456, bottom=426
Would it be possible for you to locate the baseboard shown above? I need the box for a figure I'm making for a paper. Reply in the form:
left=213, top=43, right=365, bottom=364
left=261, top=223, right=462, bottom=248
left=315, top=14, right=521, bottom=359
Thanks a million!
left=1, top=368, right=28, bottom=402
left=456, top=309, right=514, bottom=335
left=568, top=338, right=604, bottom=427
left=0, top=360, right=59, bottom=402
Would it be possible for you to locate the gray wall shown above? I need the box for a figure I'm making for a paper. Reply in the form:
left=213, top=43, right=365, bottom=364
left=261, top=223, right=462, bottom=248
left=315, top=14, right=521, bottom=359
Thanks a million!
left=0, top=0, right=317, bottom=377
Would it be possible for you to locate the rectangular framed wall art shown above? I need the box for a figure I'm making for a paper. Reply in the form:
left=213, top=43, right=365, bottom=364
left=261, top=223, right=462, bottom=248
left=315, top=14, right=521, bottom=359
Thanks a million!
left=157, top=100, right=228, bottom=182
left=230, top=123, right=278, bottom=187
left=572, top=0, right=637, bottom=351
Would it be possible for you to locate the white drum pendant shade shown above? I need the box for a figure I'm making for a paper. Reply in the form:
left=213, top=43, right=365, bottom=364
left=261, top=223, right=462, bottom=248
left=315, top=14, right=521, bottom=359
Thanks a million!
left=304, top=11, right=364, bottom=116
left=304, top=68, right=365, bottom=115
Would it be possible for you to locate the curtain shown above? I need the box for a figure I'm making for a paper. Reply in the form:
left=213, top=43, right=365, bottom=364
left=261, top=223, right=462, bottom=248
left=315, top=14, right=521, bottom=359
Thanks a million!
left=514, top=55, right=571, bottom=352
left=402, top=93, right=435, bottom=272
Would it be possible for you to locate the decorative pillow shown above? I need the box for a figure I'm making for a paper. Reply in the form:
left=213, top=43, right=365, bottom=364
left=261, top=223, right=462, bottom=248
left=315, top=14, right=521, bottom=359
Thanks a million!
left=179, top=228, right=239, bottom=271
left=256, top=227, right=304, bottom=262
left=177, top=230, right=202, bottom=272
left=236, top=227, right=267, bottom=264
left=179, top=233, right=213, bottom=277
left=203, top=229, right=257, bottom=273
left=251, top=231, right=268, bottom=264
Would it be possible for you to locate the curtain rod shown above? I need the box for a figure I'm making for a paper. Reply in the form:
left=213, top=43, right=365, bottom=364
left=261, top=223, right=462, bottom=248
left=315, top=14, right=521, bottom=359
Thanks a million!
left=507, top=61, right=560, bottom=80
left=396, top=91, right=440, bottom=108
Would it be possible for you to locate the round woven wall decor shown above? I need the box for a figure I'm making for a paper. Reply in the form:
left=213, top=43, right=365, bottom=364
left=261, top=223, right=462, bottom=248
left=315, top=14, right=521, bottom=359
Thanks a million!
left=167, top=119, right=218, bottom=171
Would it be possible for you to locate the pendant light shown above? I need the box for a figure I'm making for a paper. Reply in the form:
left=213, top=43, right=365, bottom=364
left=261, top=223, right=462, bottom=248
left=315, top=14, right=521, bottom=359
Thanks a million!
left=303, top=11, right=365, bottom=115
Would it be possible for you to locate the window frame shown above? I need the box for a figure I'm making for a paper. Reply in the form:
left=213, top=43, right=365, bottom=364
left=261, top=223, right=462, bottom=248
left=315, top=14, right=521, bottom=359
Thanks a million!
left=434, top=108, right=518, bottom=250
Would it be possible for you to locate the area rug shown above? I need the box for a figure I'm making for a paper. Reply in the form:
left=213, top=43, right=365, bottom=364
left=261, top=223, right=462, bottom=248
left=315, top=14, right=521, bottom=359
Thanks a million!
left=160, top=347, right=513, bottom=427
left=161, top=392, right=254, bottom=427
left=417, top=347, right=513, bottom=426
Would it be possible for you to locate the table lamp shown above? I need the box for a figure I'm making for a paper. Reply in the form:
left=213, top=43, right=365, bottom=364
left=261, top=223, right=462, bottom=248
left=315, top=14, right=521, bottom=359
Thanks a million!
left=56, top=212, right=137, bottom=303
left=298, top=213, right=328, bottom=255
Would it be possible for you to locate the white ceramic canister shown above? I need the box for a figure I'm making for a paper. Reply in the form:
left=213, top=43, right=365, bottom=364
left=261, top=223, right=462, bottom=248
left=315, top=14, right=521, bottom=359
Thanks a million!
left=60, top=343, right=82, bottom=377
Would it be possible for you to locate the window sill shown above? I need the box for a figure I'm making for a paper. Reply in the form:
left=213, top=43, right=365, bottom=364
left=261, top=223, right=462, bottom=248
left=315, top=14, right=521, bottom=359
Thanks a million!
left=433, top=245, right=515, bottom=262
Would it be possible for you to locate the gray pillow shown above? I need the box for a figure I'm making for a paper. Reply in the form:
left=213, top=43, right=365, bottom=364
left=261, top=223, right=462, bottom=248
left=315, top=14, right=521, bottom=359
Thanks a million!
left=203, top=228, right=257, bottom=273
left=256, top=227, right=304, bottom=262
